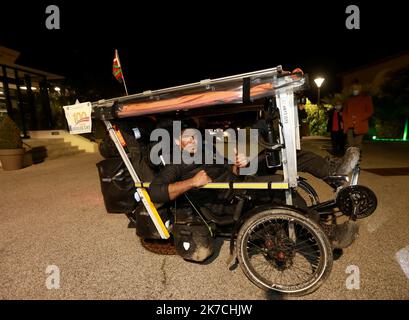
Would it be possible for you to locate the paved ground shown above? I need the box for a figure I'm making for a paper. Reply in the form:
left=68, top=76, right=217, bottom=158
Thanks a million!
left=1, top=140, right=409, bottom=300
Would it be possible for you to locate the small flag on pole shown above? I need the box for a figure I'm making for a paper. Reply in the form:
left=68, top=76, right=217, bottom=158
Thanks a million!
left=112, top=49, right=129, bottom=95
left=112, top=49, right=123, bottom=82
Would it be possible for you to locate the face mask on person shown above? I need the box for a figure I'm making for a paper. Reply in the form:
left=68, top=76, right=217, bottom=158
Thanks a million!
left=352, top=90, right=360, bottom=96
left=334, top=104, right=342, bottom=111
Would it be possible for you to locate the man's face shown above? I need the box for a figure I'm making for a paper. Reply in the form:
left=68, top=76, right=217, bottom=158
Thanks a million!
left=352, top=84, right=362, bottom=96
left=178, top=128, right=199, bottom=154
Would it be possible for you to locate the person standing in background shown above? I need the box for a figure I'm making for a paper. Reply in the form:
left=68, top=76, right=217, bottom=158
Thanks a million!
left=327, top=99, right=345, bottom=156
left=343, top=79, right=374, bottom=149
left=297, top=98, right=309, bottom=138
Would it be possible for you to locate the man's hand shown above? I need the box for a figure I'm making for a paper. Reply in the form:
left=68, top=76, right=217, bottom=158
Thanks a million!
left=191, top=170, right=212, bottom=188
left=232, top=147, right=249, bottom=175
left=167, top=170, right=212, bottom=201
left=234, top=147, right=249, bottom=168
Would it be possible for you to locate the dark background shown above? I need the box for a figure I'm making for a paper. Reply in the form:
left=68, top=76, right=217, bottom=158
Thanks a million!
left=0, top=0, right=407, bottom=100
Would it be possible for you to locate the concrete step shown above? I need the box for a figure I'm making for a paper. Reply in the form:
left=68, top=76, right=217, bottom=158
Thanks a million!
left=22, top=138, right=86, bottom=160
left=41, top=142, right=74, bottom=153
left=47, top=145, right=80, bottom=158
left=23, top=138, right=65, bottom=147
left=48, top=149, right=86, bottom=159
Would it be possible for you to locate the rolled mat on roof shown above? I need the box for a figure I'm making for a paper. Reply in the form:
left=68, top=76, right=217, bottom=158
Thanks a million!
left=116, top=83, right=275, bottom=118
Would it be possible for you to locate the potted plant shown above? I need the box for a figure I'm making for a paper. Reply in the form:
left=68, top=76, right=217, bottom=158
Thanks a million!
left=0, top=113, right=25, bottom=170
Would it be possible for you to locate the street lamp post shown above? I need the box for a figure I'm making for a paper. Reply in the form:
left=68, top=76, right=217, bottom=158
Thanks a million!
left=314, top=77, right=325, bottom=106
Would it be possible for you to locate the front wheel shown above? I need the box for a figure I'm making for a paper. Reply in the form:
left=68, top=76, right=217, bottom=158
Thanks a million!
left=236, top=207, right=333, bottom=296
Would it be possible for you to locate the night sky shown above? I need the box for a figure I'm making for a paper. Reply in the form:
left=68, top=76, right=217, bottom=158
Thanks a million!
left=1, top=0, right=408, bottom=100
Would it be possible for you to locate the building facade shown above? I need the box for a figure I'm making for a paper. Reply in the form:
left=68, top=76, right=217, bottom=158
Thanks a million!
left=0, top=46, right=64, bottom=137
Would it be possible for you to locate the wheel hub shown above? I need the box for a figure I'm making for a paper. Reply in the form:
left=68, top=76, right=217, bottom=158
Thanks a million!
left=264, top=233, right=295, bottom=270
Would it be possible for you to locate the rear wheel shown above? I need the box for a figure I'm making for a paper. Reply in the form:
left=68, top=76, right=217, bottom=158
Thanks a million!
left=236, top=207, right=333, bottom=296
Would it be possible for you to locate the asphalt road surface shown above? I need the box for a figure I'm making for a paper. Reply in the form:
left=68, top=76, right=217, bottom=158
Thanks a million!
left=1, top=140, right=409, bottom=300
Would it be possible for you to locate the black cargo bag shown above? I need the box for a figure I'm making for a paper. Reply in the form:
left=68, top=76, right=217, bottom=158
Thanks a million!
left=173, top=207, right=214, bottom=262
left=96, top=158, right=136, bottom=213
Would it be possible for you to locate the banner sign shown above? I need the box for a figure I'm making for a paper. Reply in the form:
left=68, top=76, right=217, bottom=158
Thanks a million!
left=63, top=102, right=92, bottom=134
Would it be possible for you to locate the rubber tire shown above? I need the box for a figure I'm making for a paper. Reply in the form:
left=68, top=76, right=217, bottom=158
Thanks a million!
left=236, top=207, right=333, bottom=296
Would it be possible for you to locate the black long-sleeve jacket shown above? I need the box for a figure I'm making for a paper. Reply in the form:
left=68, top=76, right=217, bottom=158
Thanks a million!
left=149, top=162, right=237, bottom=204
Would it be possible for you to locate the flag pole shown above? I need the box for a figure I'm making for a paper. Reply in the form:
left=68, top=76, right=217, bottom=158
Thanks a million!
left=115, top=49, right=129, bottom=96
left=122, top=77, right=129, bottom=96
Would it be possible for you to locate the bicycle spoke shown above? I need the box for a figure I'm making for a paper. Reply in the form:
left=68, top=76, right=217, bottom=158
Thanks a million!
left=247, top=240, right=266, bottom=252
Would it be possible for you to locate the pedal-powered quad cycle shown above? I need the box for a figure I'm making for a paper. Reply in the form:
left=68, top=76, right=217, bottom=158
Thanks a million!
left=89, top=66, right=377, bottom=296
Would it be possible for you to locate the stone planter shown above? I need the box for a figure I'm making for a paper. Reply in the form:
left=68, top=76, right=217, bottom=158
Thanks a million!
left=23, top=149, right=33, bottom=167
left=0, top=148, right=25, bottom=170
